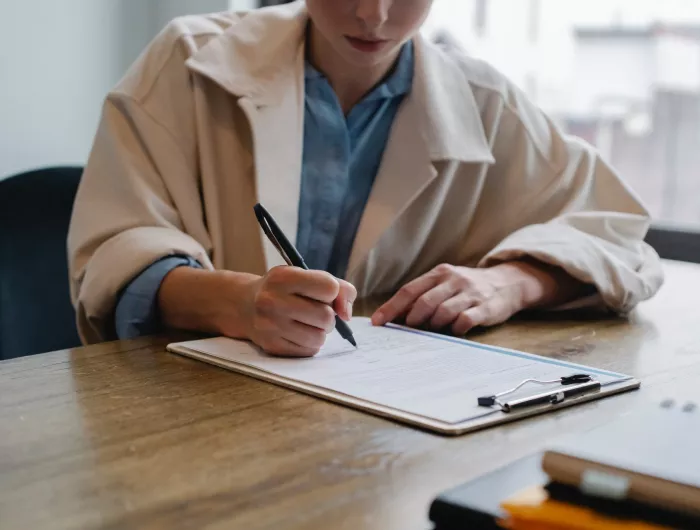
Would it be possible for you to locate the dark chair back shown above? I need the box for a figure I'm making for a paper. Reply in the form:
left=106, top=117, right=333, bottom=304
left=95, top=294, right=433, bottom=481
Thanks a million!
left=0, top=167, right=83, bottom=359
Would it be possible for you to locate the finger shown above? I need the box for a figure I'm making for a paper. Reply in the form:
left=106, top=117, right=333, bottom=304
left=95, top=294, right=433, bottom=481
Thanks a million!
left=261, top=336, right=319, bottom=358
left=429, top=292, right=478, bottom=329
left=278, top=319, right=328, bottom=351
left=452, top=306, right=489, bottom=336
left=405, top=282, right=460, bottom=327
left=372, top=273, right=440, bottom=326
left=333, top=280, right=358, bottom=321
left=272, top=295, right=336, bottom=333
left=268, top=267, right=340, bottom=304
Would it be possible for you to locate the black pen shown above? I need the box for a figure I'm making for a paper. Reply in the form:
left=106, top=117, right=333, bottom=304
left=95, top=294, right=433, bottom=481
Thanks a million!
left=253, top=203, right=357, bottom=348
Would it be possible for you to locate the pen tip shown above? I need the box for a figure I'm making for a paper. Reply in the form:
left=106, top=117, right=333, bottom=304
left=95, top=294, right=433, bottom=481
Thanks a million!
left=349, top=336, right=358, bottom=348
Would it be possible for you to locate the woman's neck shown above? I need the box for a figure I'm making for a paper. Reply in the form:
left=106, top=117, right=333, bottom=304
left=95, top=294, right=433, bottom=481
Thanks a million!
left=307, top=24, right=402, bottom=114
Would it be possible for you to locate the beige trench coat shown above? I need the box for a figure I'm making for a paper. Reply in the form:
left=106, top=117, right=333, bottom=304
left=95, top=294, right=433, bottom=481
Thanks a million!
left=68, top=1, right=663, bottom=344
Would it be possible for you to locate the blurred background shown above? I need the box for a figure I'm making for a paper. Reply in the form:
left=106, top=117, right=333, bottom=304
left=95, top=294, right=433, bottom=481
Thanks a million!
left=423, top=0, right=700, bottom=231
left=2, top=0, right=699, bottom=232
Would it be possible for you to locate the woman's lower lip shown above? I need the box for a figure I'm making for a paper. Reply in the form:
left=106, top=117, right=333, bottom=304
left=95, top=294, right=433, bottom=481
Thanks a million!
left=345, top=36, right=388, bottom=53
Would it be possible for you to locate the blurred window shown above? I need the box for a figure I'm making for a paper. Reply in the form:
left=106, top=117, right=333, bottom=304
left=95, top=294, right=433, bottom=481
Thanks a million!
left=424, top=0, right=700, bottom=231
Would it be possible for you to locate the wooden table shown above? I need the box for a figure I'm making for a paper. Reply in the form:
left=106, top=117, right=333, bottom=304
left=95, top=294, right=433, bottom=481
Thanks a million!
left=2, top=260, right=700, bottom=530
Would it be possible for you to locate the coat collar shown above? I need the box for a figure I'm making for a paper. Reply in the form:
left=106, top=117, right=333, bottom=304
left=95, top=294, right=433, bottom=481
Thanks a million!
left=186, top=1, right=495, bottom=165
left=186, top=1, right=495, bottom=277
left=186, top=1, right=307, bottom=107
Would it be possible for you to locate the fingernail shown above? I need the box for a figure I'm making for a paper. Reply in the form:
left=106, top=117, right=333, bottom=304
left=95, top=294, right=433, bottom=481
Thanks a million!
left=345, top=301, right=353, bottom=320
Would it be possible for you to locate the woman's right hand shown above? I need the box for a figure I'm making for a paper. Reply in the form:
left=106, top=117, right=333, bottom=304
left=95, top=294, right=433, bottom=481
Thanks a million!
left=240, top=267, right=356, bottom=357
left=159, top=266, right=356, bottom=358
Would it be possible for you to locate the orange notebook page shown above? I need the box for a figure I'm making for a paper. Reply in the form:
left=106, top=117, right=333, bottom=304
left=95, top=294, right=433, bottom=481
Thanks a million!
left=499, top=486, right=670, bottom=530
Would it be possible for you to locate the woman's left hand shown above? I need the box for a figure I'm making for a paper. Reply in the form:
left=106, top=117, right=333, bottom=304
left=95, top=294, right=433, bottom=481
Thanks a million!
left=371, top=261, right=586, bottom=335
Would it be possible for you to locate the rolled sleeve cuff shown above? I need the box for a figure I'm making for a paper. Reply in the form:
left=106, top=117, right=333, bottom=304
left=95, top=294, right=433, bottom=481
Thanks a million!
left=114, top=255, right=202, bottom=340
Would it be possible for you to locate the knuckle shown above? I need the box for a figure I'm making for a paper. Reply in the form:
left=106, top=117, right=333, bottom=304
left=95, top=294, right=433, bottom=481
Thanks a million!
left=316, top=270, right=335, bottom=283
left=311, top=271, right=340, bottom=300
left=399, top=284, right=417, bottom=298
left=310, top=330, right=326, bottom=349
left=472, top=290, right=488, bottom=303
left=321, top=274, right=340, bottom=296
left=321, top=305, right=336, bottom=330
left=414, top=296, right=434, bottom=314
left=434, top=306, right=453, bottom=322
left=452, top=275, right=471, bottom=290
left=266, top=266, right=294, bottom=289
left=266, top=265, right=286, bottom=281
left=434, top=263, right=454, bottom=276
left=255, top=291, right=277, bottom=316
left=311, top=270, right=332, bottom=284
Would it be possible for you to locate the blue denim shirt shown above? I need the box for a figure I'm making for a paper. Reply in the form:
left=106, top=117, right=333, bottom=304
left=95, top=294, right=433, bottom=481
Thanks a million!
left=115, top=43, right=415, bottom=340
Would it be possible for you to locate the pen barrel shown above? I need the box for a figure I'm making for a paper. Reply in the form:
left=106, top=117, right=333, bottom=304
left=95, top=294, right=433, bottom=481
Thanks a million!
left=501, top=380, right=601, bottom=413
left=334, top=315, right=353, bottom=339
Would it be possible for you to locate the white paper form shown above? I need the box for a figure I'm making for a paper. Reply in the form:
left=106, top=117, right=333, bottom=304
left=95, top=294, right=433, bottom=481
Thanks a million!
left=172, top=318, right=631, bottom=425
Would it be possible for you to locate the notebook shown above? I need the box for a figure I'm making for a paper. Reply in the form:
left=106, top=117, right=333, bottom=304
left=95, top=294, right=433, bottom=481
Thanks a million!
left=500, top=484, right=673, bottom=530
left=167, top=317, right=640, bottom=435
left=542, top=400, right=700, bottom=517
left=429, top=452, right=700, bottom=530
left=429, top=454, right=547, bottom=529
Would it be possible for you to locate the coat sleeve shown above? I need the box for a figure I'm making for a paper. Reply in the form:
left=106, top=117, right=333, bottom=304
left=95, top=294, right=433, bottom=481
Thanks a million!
left=68, top=24, right=214, bottom=345
left=471, top=76, right=664, bottom=314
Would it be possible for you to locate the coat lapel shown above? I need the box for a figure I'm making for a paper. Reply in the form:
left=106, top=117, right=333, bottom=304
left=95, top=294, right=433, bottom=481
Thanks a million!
left=186, top=2, right=309, bottom=270
left=236, top=58, right=305, bottom=270
left=186, top=2, right=497, bottom=276
left=345, top=96, right=437, bottom=277
left=346, top=36, right=496, bottom=277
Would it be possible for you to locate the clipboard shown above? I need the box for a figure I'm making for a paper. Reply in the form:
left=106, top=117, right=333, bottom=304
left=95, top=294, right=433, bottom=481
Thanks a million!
left=167, top=318, right=640, bottom=436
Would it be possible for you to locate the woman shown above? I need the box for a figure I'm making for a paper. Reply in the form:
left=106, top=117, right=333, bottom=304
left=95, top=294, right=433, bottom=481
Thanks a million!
left=68, top=0, right=663, bottom=356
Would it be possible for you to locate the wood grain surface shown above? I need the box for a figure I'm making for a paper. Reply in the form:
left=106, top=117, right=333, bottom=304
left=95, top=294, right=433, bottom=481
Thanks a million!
left=2, top=260, right=699, bottom=530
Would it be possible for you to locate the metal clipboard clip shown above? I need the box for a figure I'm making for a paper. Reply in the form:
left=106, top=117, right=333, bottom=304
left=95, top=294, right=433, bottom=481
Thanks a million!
left=477, top=374, right=601, bottom=413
